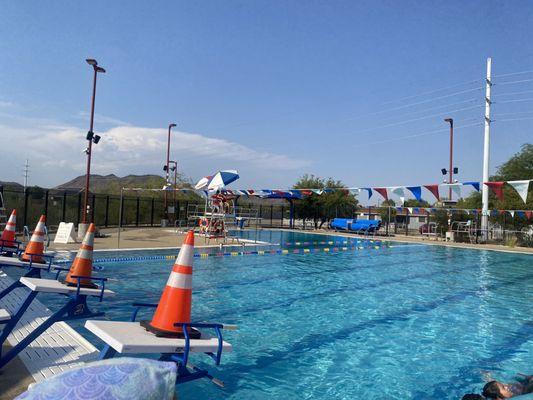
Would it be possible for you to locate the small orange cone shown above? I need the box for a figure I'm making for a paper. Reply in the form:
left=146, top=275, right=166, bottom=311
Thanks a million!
left=142, top=230, right=200, bottom=338
left=64, top=223, right=97, bottom=288
left=21, top=215, right=46, bottom=263
left=0, top=210, right=17, bottom=248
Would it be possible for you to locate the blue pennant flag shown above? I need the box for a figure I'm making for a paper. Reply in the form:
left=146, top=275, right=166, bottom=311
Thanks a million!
left=362, top=188, right=373, bottom=199
left=406, top=186, right=422, bottom=201
left=463, top=181, right=480, bottom=191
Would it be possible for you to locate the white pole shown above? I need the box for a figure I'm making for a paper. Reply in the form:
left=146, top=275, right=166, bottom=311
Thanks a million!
left=481, top=57, right=492, bottom=239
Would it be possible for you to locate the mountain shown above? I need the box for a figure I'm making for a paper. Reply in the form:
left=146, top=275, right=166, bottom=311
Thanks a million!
left=0, top=181, right=24, bottom=190
left=55, top=174, right=171, bottom=194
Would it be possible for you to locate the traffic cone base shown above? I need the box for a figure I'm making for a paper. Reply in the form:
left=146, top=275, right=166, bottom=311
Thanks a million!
left=140, top=320, right=201, bottom=339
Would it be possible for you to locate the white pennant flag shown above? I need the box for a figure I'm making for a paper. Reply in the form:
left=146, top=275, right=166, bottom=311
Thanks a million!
left=441, top=183, right=462, bottom=198
left=391, top=187, right=405, bottom=206
left=507, top=180, right=531, bottom=204
left=509, top=210, right=515, bottom=218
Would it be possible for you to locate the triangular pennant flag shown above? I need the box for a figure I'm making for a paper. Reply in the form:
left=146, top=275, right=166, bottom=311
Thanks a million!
left=463, top=181, right=480, bottom=191
left=406, top=186, right=422, bottom=201
left=516, top=211, right=525, bottom=218
left=471, top=209, right=478, bottom=215
left=413, top=207, right=420, bottom=213
left=509, top=210, right=515, bottom=218
left=407, top=207, right=413, bottom=214
left=391, top=187, right=405, bottom=197
left=507, top=180, right=531, bottom=204
left=441, top=183, right=462, bottom=199
left=526, top=211, right=533, bottom=220
left=423, top=185, right=440, bottom=201
left=491, top=209, right=499, bottom=216
left=362, top=188, right=372, bottom=199
left=374, top=188, right=389, bottom=201
left=396, top=207, right=403, bottom=212
left=484, top=182, right=505, bottom=201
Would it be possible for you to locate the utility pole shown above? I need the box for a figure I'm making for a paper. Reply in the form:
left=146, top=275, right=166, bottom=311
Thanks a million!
left=23, top=159, right=29, bottom=191
left=481, top=57, right=492, bottom=239
left=444, top=118, right=454, bottom=200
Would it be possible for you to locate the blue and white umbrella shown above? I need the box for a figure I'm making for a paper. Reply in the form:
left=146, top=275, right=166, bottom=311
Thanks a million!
left=207, top=170, right=239, bottom=191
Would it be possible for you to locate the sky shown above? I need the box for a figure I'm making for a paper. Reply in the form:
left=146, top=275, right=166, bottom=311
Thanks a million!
left=1, top=0, right=532, bottom=195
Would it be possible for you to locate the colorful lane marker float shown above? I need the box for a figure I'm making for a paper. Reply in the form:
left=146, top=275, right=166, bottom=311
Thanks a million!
left=54, top=241, right=391, bottom=264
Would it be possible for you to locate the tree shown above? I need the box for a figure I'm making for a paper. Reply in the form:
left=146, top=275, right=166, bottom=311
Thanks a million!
left=459, top=143, right=532, bottom=231
left=293, top=174, right=358, bottom=228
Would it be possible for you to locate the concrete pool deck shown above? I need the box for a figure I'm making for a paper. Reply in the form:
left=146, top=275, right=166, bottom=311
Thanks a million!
left=48, top=227, right=270, bottom=252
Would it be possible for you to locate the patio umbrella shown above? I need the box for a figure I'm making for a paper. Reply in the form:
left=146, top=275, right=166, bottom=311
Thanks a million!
left=207, top=170, right=239, bottom=191
left=194, top=175, right=212, bottom=190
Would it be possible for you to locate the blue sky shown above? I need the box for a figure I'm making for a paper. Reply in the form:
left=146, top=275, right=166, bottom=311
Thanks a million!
left=1, top=1, right=532, bottom=194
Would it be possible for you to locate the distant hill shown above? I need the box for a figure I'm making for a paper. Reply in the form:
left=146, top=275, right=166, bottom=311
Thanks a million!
left=55, top=174, right=193, bottom=194
left=0, top=181, right=24, bottom=190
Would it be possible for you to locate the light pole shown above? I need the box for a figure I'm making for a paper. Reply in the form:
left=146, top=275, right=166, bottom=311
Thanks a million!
left=81, top=58, right=105, bottom=236
left=444, top=118, right=454, bottom=200
left=163, top=123, right=177, bottom=221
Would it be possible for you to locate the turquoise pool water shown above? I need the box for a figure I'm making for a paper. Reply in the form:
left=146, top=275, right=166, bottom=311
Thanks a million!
left=30, top=231, right=533, bottom=399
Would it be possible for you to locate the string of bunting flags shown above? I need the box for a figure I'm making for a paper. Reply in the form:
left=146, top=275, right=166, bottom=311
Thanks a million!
left=211, top=180, right=532, bottom=204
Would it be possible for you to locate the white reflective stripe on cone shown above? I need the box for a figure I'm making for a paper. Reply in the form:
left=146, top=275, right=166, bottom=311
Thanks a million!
left=176, top=244, right=194, bottom=267
left=166, top=271, right=192, bottom=289
left=29, top=235, right=45, bottom=243
left=76, top=249, right=93, bottom=260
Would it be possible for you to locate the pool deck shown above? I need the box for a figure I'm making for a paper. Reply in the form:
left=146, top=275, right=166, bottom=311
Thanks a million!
left=49, top=227, right=270, bottom=252
left=309, top=228, right=533, bottom=255
left=47, top=226, right=533, bottom=255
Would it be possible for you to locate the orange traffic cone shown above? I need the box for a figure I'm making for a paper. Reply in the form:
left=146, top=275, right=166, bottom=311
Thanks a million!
left=21, top=215, right=46, bottom=263
left=64, top=223, right=97, bottom=288
left=0, top=210, right=17, bottom=248
left=142, top=230, right=200, bottom=338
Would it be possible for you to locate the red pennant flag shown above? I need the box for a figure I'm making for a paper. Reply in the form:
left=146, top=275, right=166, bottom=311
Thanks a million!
left=374, top=188, right=388, bottom=201
left=484, top=182, right=505, bottom=201
left=423, top=184, right=440, bottom=201
left=526, top=211, right=533, bottom=220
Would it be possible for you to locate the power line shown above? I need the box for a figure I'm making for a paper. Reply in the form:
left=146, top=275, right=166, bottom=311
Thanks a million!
left=381, top=79, right=482, bottom=105
left=351, top=104, right=483, bottom=136
left=492, top=90, right=533, bottom=97
left=492, top=110, right=533, bottom=117
left=337, top=87, right=483, bottom=124
left=492, top=70, right=533, bottom=78
left=351, top=120, right=483, bottom=148
left=495, top=78, right=533, bottom=86
left=497, top=98, right=533, bottom=105
left=497, top=116, right=533, bottom=123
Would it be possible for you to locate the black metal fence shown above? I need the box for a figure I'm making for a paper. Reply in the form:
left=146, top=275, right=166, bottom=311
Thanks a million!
left=1, top=186, right=532, bottom=247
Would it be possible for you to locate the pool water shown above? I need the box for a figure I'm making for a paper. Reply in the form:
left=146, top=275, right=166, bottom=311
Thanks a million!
left=30, top=231, right=533, bottom=399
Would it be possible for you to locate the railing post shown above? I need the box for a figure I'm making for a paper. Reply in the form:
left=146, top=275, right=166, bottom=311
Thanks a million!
left=104, top=195, right=110, bottom=227
left=151, top=198, right=155, bottom=227
left=405, top=212, right=409, bottom=236
left=23, top=188, right=29, bottom=229
left=91, top=194, right=96, bottom=223
left=281, top=206, right=284, bottom=228
left=120, top=196, right=125, bottom=227
left=44, top=190, right=49, bottom=220
left=270, top=205, right=273, bottom=226
left=76, top=192, right=82, bottom=226
left=62, top=191, right=67, bottom=222
left=136, top=197, right=140, bottom=226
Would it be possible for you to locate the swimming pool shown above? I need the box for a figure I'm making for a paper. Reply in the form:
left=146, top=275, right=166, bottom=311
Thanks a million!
left=29, top=231, right=533, bottom=398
